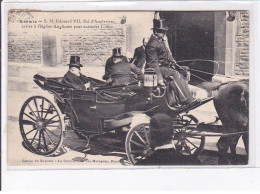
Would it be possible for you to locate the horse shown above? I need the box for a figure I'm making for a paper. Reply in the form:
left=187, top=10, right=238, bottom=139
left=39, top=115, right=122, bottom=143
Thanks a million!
left=212, top=80, right=249, bottom=164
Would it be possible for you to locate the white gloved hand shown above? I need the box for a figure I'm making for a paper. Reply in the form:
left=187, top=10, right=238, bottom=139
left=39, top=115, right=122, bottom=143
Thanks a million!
left=84, top=82, right=90, bottom=90
left=158, top=80, right=165, bottom=87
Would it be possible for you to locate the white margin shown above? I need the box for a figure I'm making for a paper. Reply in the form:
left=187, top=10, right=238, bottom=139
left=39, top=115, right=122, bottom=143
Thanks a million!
left=1, top=0, right=260, bottom=191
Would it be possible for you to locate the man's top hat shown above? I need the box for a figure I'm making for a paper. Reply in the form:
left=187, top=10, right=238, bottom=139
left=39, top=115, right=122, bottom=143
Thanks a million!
left=152, top=19, right=168, bottom=31
left=112, top=47, right=123, bottom=58
left=68, top=56, right=83, bottom=68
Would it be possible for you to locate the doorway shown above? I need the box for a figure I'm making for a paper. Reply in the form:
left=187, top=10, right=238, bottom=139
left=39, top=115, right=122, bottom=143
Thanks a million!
left=160, top=11, right=216, bottom=81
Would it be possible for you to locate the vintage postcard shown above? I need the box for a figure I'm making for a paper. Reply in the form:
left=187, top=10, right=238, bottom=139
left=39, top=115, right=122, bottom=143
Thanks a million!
left=7, top=10, right=249, bottom=167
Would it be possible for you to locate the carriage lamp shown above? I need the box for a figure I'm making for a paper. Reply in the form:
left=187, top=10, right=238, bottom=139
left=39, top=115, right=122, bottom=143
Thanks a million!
left=144, top=69, right=158, bottom=87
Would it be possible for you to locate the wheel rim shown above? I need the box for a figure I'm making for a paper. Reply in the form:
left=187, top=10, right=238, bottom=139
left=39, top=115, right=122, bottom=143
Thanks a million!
left=126, top=123, right=153, bottom=165
left=173, top=128, right=205, bottom=156
left=19, top=96, right=64, bottom=155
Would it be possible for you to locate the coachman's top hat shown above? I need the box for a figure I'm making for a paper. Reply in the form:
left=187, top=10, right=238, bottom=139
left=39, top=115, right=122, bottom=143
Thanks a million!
left=152, top=19, right=168, bottom=31
left=112, top=47, right=123, bottom=58
left=68, top=56, right=83, bottom=68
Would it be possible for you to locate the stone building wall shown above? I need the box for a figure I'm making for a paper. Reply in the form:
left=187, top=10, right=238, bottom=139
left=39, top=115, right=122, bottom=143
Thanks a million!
left=60, top=25, right=125, bottom=66
left=8, top=12, right=154, bottom=66
left=8, top=32, right=42, bottom=64
left=235, top=11, right=249, bottom=76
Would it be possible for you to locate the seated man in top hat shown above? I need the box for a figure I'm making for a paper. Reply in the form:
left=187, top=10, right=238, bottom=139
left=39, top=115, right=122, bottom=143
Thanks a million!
left=108, top=47, right=144, bottom=86
left=102, top=47, right=128, bottom=81
left=145, top=16, right=197, bottom=108
left=62, top=56, right=90, bottom=90
left=130, top=37, right=149, bottom=70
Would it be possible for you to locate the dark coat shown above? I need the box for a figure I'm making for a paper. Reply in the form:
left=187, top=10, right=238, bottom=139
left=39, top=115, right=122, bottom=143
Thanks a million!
left=146, top=35, right=175, bottom=66
left=110, top=61, right=143, bottom=86
left=62, top=71, right=89, bottom=90
left=146, top=34, right=176, bottom=82
left=131, top=46, right=146, bottom=69
left=103, top=56, right=128, bottom=80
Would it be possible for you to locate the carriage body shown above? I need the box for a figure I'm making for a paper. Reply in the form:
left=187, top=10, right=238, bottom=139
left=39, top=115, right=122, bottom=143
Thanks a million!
left=32, top=74, right=160, bottom=134
left=19, top=72, right=216, bottom=164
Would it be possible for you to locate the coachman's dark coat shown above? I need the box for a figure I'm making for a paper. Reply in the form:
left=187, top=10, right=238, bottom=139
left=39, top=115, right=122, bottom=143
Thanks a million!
left=146, top=34, right=193, bottom=104
left=146, top=35, right=175, bottom=71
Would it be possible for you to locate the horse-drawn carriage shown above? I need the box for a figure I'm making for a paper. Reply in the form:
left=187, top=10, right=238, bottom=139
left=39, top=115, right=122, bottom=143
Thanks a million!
left=19, top=68, right=248, bottom=165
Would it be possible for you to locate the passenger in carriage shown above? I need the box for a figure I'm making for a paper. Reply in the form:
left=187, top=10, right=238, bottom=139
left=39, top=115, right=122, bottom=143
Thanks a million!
left=102, top=47, right=128, bottom=81
left=107, top=47, right=144, bottom=86
left=130, top=37, right=149, bottom=70
left=62, top=56, right=90, bottom=90
left=145, top=15, right=197, bottom=108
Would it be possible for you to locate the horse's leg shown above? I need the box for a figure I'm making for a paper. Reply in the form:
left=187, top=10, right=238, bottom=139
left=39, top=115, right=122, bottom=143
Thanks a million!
left=242, top=133, right=249, bottom=163
left=242, top=133, right=249, bottom=155
left=217, top=136, right=230, bottom=165
left=230, top=135, right=241, bottom=165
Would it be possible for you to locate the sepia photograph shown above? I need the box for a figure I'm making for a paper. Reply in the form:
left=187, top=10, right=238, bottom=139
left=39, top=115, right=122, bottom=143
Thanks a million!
left=7, top=10, right=249, bottom=167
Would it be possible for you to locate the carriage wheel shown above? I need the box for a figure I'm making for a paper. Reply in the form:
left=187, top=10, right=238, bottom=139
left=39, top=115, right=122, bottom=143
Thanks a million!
left=19, top=96, right=65, bottom=156
left=173, top=129, right=205, bottom=157
left=125, top=123, right=153, bottom=165
left=173, top=115, right=205, bottom=157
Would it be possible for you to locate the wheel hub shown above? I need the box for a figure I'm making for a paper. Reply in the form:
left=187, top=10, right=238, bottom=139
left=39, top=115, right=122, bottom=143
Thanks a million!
left=36, top=121, right=44, bottom=130
left=143, top=146, right=153, bottom=156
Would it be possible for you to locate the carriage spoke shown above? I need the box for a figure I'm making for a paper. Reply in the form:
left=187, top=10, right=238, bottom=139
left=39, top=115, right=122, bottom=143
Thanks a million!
left=131, top=150, right=145, bottom=154
left=134, top=131, right=146, bottom=145
left=24, top=113, right=36, bottom=122
left=181, top=142, right=192, bottom=155
left=25, top=127, right=36, bottom=136
left=42, top=106, right=51, bottom=120
left=46, top=125, right=60, bottom=128
left=45, top=127, right=60, bottom=138
left=143, top=126, right=150, bottom=142
left=48, top=120, right=60, bottom=125
left=31, top=130, right=39, bottom=145
left=185, top=138, right=199, bottom=149
left=38, top=130, right=42, bottom=150
left=41, top=130, right=49, bottom=151
left=130, top=139, right=146, bottom=148
left=45, top=114, right=59, bottom=124
left=41, top=99, right=44, bottom=118
left=175, top=139, right=180, bottom=145
left=33, top=98, right=41, bottom=119
left=43, top=129, right=55, bottom=146
left=27, top=104, right=38, bottom=119
left=21, top=120, right=35, bottom=125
